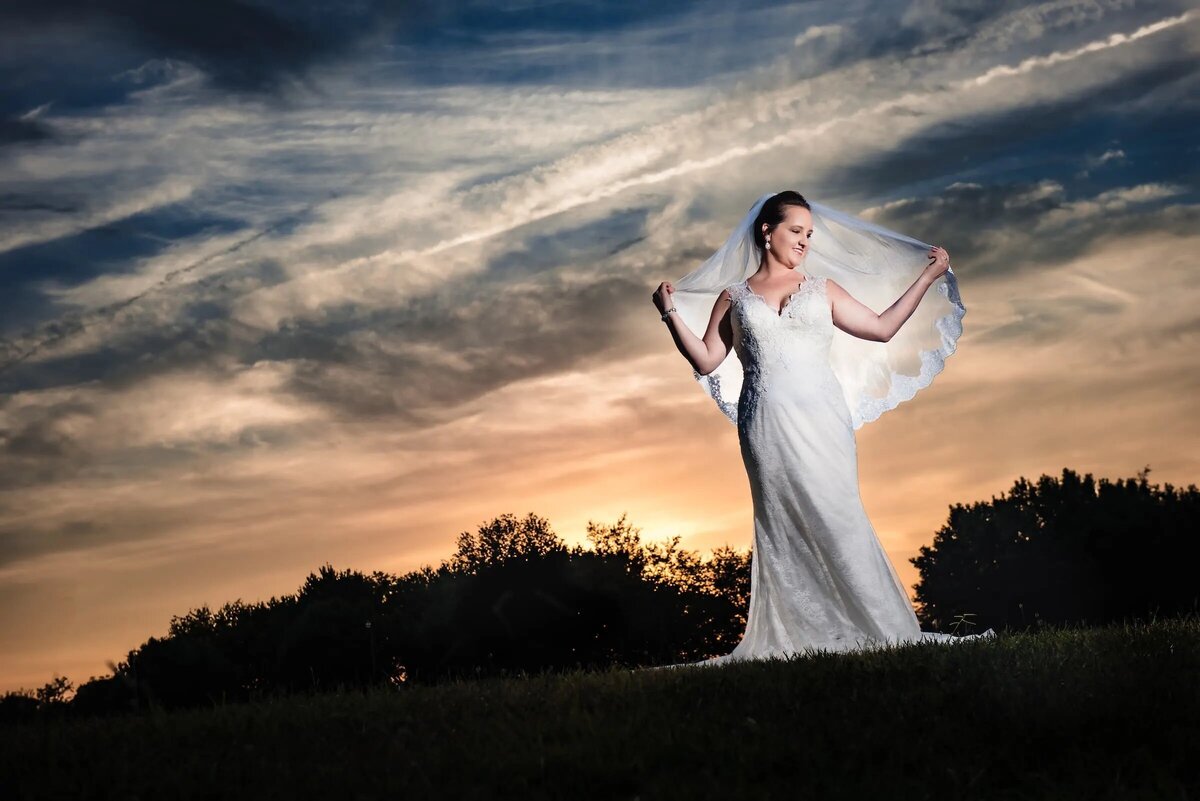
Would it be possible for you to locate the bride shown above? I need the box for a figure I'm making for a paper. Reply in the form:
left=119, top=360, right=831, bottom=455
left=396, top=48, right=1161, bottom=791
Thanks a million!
left=649, top=190, right=994, bottom=669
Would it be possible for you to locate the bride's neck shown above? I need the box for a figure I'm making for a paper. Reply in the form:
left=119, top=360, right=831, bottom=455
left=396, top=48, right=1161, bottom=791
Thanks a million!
left=754, top=256, right=804, bottom=282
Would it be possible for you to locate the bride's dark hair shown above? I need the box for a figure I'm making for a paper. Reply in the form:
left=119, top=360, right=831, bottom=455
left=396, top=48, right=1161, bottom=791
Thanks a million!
left=752, top=190, right=811, bottom=251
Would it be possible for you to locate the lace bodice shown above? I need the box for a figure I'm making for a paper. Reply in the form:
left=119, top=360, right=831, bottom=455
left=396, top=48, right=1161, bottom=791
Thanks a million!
left=727, top=274, right=839, bottom=427
left=730, top=274, right=832, bottom=367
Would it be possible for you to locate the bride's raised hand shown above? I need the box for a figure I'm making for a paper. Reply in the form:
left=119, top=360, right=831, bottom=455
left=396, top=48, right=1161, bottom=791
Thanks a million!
left=925, top=246, right=951, bottom=280
left=652, top=281, right=675, bottom=315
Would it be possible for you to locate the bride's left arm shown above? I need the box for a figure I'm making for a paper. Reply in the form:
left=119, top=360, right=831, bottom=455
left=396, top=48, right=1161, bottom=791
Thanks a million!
left=828, top=273, right=936, bottom=343
left=827, top=279, right=893, bottom=342
left=829, top=246, right=949, bottom=342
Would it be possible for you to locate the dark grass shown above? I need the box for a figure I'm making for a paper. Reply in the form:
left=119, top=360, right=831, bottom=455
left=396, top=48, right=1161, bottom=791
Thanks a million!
left=4, top=617, right=1198, bottom=800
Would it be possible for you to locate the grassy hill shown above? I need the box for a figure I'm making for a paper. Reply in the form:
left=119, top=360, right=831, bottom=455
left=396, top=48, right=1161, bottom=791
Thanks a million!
left=3, top=616, right=1197, bottom=800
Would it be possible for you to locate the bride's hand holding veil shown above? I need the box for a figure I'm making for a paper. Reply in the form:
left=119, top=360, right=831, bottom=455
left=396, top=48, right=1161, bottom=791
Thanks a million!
left=651, top=281, right=675, bottom=316
left=924, top=246, right=951, bottom=281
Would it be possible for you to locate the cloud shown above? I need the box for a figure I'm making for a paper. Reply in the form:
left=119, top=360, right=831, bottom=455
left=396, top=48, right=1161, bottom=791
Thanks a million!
left=0, top=358, right=327, bottom=503
left=858, top=180, right=1197, bottom=281
left=0, top=2, right=1195, bottom=499
left=0, top=115, right=54, bottom=146
left=1, top=2, right=1194, bottom=411
left=794, top=24, right=845, bottom=48
left=963, top=7, right=1196, bottom=88
left=0, top=0, right=439, bottom=94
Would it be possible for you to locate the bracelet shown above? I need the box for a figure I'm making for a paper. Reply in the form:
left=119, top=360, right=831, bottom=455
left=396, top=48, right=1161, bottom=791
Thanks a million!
left=660, top=307, right=677, bottom=321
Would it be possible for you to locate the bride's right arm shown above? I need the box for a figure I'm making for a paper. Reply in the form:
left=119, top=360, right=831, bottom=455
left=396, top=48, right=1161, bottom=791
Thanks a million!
left=663, top=290, right=734, bottom=376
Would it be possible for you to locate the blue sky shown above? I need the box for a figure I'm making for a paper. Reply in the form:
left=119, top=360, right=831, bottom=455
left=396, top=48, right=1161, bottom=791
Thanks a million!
left=1, top=0, right=1198, bottom=692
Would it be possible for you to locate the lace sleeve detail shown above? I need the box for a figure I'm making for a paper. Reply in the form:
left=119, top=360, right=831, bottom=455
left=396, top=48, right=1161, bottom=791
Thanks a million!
left=693, top=369, right=738, bottom=425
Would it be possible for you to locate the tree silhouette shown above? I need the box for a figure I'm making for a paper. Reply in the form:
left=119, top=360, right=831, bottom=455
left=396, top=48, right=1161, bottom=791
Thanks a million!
left=403, top=513, right=743, bottom=681
left=912, top=466, right=1199, bottom=631
left=583, top=513, right=750, bottom=649
left=446, top=512, right=567, bottom=573
left=0, top=675, right=72, bottom=723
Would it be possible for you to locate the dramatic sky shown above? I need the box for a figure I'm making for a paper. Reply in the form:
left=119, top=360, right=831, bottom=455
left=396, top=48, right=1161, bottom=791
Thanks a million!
left=1, top=0, right=1197, bottom=693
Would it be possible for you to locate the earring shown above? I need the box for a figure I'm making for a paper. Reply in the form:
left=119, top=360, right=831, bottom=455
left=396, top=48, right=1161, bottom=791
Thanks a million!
left=765, top=235, right=771, bottom=251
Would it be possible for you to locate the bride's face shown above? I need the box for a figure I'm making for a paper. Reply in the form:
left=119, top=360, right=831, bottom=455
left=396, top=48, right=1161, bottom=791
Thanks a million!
left=764, top=205, right=813, bottom=268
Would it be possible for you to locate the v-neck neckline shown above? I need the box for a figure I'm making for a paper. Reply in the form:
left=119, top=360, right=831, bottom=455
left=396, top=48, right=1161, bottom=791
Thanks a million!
left=742, top=274, right=812, bottom=317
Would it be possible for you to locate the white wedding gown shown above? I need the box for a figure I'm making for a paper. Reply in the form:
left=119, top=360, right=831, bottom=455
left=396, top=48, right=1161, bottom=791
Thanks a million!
left=651, top=272, right=994, bottom=671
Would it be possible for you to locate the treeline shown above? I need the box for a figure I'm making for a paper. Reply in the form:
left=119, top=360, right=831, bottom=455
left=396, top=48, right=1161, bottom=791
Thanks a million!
left=3, top=467, right=1195, bottom=720
left=4, top=514, right=752, bottom=719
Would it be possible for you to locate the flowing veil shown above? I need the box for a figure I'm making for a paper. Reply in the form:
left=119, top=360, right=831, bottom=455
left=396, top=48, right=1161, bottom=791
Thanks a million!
left=670, top=192, right=965, bottom=429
